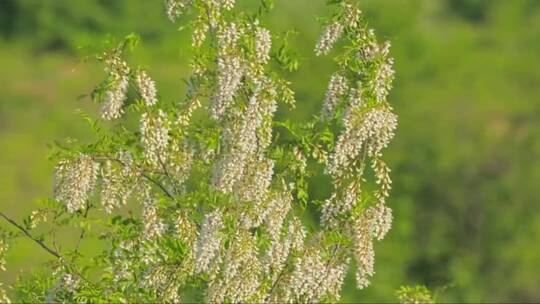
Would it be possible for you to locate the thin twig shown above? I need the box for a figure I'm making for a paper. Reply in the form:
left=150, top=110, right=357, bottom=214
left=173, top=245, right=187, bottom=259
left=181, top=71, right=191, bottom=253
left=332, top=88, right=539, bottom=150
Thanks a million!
left=0, top=211, right=61, bottom=259
left=74, top=202, right=92, bottom=254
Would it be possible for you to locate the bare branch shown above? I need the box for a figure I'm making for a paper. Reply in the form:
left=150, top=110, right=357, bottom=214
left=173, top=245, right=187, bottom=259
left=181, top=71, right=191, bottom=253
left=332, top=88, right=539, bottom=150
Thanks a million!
left=0, top=211, right=61, bottom=259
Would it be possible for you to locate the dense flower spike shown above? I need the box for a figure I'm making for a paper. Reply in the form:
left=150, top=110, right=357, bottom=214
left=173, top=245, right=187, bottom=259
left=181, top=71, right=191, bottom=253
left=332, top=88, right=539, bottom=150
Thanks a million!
left=290, top=249, right=349, bottom=302
left=136, top=70, right=158, bottom=106
left=206, top=230, right=262, bottom=303
left=255, top=27, right=272, bottom=64
left=315, top=22, right=343, bottom=56
left=327, top=107, right=397, bottom=178
left=54, top=154, right=99, bottom=213
left=140, top=109, right=170, bottom=167
left=100, top=152, right=138, bottom=213
left=354, top=223, right=375, bottom=289
left=101, top=56, right=130, bottom=120
left=195, top=209, right=224, bottom=274
left=141, top=188, right=166, bottom=240
left=321, top=73, right=349, bottom=119
left=211, top=23, right=244, bottom=119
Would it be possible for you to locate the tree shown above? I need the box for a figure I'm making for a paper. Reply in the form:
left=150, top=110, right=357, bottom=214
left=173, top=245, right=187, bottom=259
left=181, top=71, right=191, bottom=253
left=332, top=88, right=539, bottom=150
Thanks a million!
left=0, top=0, right=398, bottom=302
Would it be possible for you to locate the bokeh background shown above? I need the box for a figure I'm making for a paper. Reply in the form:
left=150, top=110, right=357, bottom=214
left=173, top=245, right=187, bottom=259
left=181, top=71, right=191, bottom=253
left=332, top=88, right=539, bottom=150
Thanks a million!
left=1, top=0, right=539, bottom=302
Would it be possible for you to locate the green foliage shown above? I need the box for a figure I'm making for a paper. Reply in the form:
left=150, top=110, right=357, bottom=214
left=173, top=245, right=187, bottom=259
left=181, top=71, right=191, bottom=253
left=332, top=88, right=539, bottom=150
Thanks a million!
left=396, top=285, right=434, bottom=304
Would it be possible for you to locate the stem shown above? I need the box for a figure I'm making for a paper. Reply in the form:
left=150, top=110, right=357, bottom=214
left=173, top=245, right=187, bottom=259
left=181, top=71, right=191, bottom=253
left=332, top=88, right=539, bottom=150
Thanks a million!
left=0, top=211, right=61, bottom=259
left=74, top=202, right=92, bottom=254
left=103, top=156, right=176, bottom=199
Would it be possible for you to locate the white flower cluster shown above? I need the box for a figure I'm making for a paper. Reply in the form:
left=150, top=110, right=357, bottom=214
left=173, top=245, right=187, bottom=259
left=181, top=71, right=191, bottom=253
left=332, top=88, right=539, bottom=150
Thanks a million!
left=354, top=215, right=375, bottom=289
left=353, top=202, right=392, bottom=289
left=141, top=194, right=166, bottom=240
left=54, top=154, right=99, bottom=213
left=27, top=209, right=47, bottom=229
left=343, top=3, right=362, bottom=28
left=367, top=202, right=393, bottom=241
left=192, top=17, right=209, bottom=47
left=327, top=107, right=397, bottom=178
left=165, top=0, right=191, bottom=22
left=316, top=3, right=399, bottom=293
left=289, top=249, right=349, bottom=302
left=211, top=23, right=244, bottom=119
left=0, top=238, right=8, bottom=271
left=264, top=189, right=292, bottom=239
left=218, top=0, right=235, bottom=10
left=321, top=73, right=349, bottom=119
left=263, top=216, right=305, bottom=284
left=100, top=157, right=136, bottom=213
left=321, top=181, right=359, bottom=227
left=372, top=156, right=392, bottom=203
left=195, top=209, right=224, bottom=274
left=101, top=56, right=130, bottom=120
left=212, top=83, right=277, bottom=200
left=176, top=212, right=197, bottom=246
left=315, top=22, right=343, bottom=56
left=369, top=42, right=395, bottom=103
left=136, top=70, right=158, bottom=106
left=142, top=265, right=182, bottom=302
left=167, top=139, right=194, bottom=190
left=60, top=273, right=79, bottom=293
left=255, top=27, right=271, bottom=64
left=207, top=230, right=262, bottom=303
left=140, top=109, right=170, bottom=167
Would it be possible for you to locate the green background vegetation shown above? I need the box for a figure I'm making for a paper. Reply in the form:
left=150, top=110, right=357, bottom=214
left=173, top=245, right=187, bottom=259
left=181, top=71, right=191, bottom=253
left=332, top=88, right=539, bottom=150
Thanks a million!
left=0, top=0, right=539, bottom=302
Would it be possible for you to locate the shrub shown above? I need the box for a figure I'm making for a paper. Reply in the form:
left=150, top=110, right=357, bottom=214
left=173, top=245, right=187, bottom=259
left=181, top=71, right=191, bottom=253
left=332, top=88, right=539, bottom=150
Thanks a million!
left=0, top=0, right=398, bottom=302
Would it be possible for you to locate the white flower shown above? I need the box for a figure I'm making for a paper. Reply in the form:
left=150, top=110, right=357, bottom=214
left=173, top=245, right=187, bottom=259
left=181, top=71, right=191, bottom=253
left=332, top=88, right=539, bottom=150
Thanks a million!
left=140, top=109, right=170, bottom=167
left=101, top=56, right=130, bottom=120
left=54, top=154, right=99, bottom=213
left=165, top=0, right=191, bottom=22
left=207, top=230, right=261, bottom=303
left=321, top=73, right=349, bottom=119
left=219, top=0, right=235, bottom=10
left=255, top=27, right=272, bottom=64
left=354, top=214, right=375, bottom=290
left=290, top=249, right=349, bottom=302
left=367, top=202, right=393, bottom=241
left=141, top=188, right=166, bottom=240
left=192, top=18, right=209, bottom=47
left=195, top=209, right=224, bottom=274
left=315, top=22, right=343, bottom=56
left=100, top=159, right=135, bottom=213
left=136, top=70, right=158, bottom=106
left=327, top=107, right=397, bottom=178
left=211, top=55, right=243, bottom=119
left=101, top=75, right=129, bottom=120
left=60, top=273, right=79, bottom=293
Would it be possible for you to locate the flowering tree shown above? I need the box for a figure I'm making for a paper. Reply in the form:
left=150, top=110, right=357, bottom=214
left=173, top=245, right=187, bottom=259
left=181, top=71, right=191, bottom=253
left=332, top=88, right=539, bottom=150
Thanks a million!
left=0, top=0, right=398, bottom=302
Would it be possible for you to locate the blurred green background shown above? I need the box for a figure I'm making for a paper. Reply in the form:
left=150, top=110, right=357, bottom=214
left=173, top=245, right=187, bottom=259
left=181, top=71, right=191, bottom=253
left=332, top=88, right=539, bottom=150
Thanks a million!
left=1, top=0, right=539, bottom=302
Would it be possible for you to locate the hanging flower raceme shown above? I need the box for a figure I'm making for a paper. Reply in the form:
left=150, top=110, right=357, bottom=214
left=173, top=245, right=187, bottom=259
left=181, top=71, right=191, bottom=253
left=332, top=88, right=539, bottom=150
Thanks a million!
left=100, top=55, right=130, bottom=120
left=136, top=70, right=158, bottom=106
left=315, top=1, right=399, bottom=291
left=54, top=154, right=99, bottom=213
left=140, top=109, right=170, bottom=168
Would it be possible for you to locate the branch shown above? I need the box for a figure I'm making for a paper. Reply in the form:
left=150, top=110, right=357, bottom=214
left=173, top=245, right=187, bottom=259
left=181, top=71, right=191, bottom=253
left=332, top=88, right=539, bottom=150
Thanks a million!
left=0, top=211, right=61, bottom=259
left=111, top=157, right=175, bottom=199
left=74, top=202, right=92, bottom=254
left=141, top=172, right=175, bottom=199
